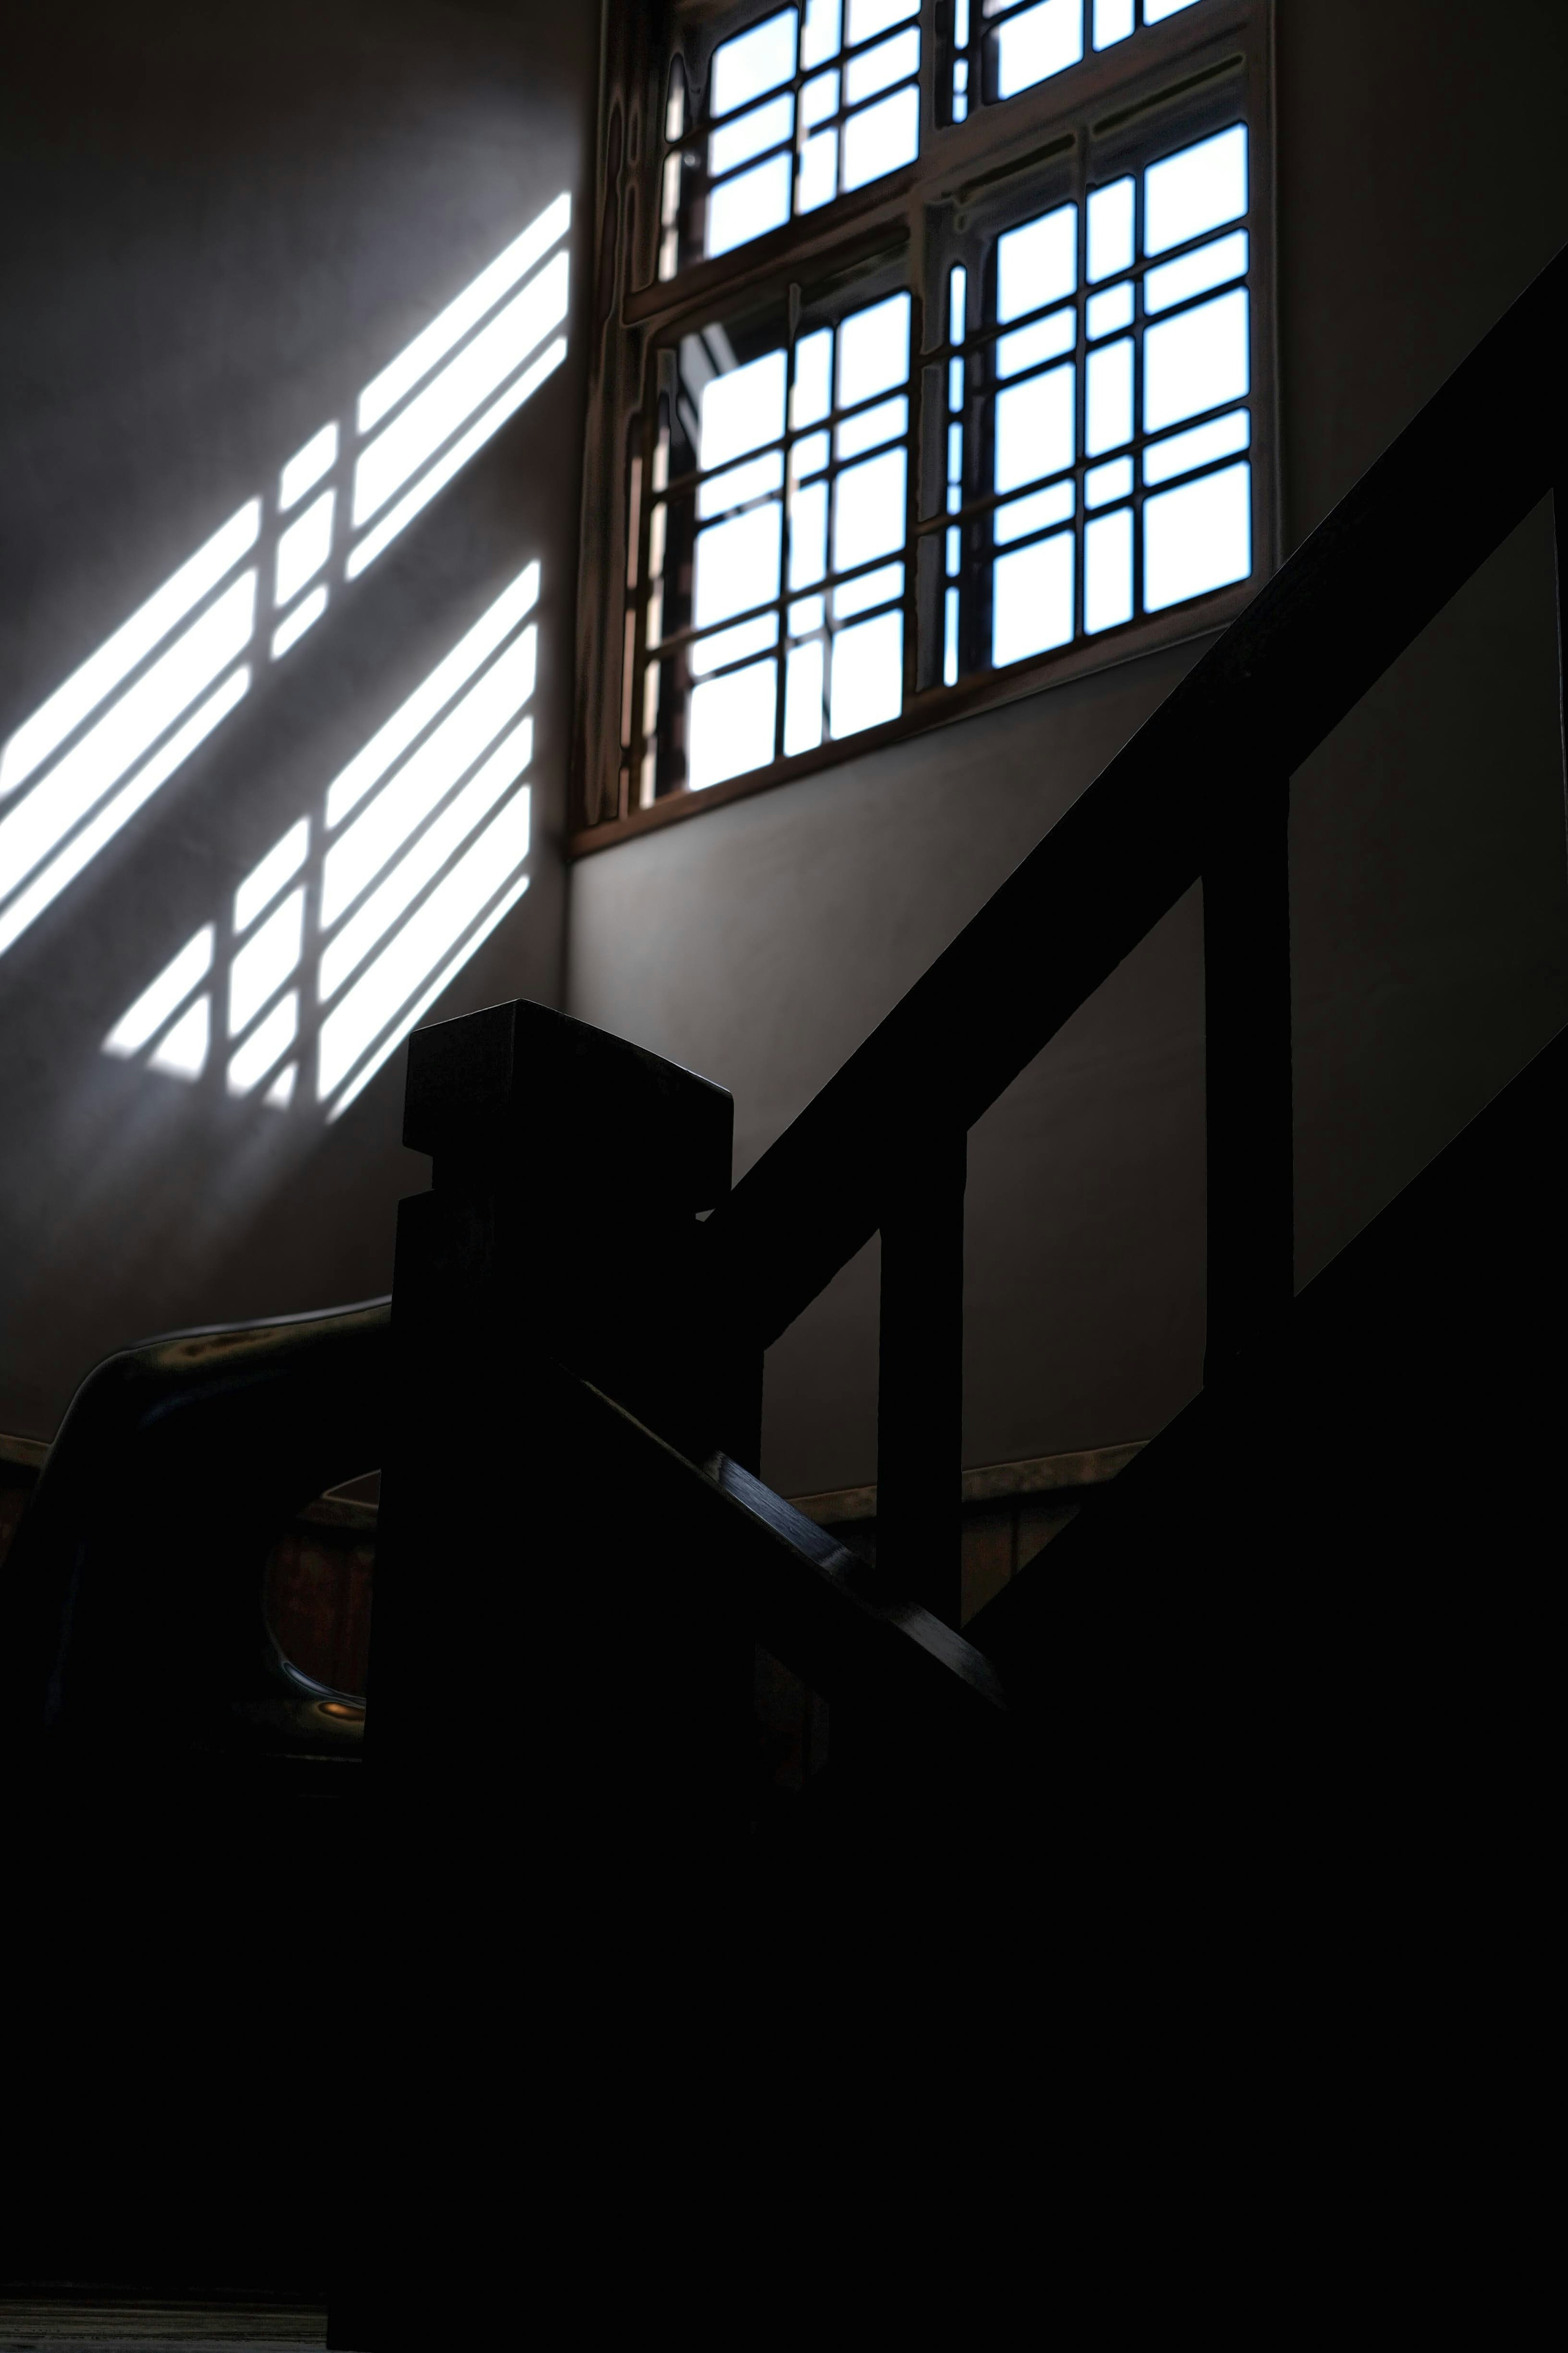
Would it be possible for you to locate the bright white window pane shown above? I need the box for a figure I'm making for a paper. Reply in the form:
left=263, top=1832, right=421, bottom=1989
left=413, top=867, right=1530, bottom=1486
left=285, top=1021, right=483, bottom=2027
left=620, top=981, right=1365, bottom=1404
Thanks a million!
left=802, top=69, right=840, bottom=126
left=1093, top=0, right=1134, bottom=44
left=690, top=613, right=780, bottom=676
left=992, top=530, right=1074, bottom=666
left=837, top=293, right=910, bottom=409
left=996, top=203, right=1077, bottom=323
left=1085, top=455, right=1132, bottom=508
left=1084, top=506, right=1133, bottom=632
left=1143, top=460, right=1251, bottom=611
left=1086, top=281, right=1134, bottom=339
left=842, top=82, right=919, bottom=189
left=712, top=9, right=797, bottom=118
left=944, top=587, right=959, bottom=684
left=1086, top=337, right=1134, bottom=455
left=993, top=362, right=1074, bottom=494
left=785, top=640, right=826, bottom=752
left=1143, top=287, right=1248, bottom=433
left=702, top=348, right=787, bottom=470
left=710, top=92, right=794, bottom=179
left=833, top=560, right=902, bottom=620
left=837, top=394, right=906, bottom=460
left=694, top=501, right=782, bottom=626
left=697, top=448, right=785, bottom=519
left=833, top=447, right=906, bottom=571
left=1087, top=178, right=1135, bottom=282
left=1145, top=229, right=1248, bottom=315
left=803, top=0, right=843, bottom=68
left=689, top=658, right=778, bottom=787
left=996, top=306, right=1075, bottom=378
left=1144, top=125, right=1248, bottom=257
left=792, top=430, right=830, bottom=480
left=793, top=330, right=834, bottom=428
left=798, top=129, right=839, bottom=211
left=1145, top=0, right=1203, bottom=18
left=830, top=609, right=902, bottom=737
left=992, top=0, right=1082, bottom=100
left=790, top=480, right=830, bottom=586
left=847, top=0, right=917, bottom=41
left=789, top=593, right=825, bottom=634
left=993, top=477, right=1074, bottom=544
left=949, top=264, right=967, bottom=343
left=846, top=25, right=919, bottom=103
left=706, top=151, right=793, bottom=258
left=1143, top=405, right=1250, bottom=486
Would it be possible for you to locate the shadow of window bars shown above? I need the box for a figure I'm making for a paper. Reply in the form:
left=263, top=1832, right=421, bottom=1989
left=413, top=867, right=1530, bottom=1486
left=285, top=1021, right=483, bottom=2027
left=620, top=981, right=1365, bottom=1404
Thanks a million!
left=0, top=192, right=570, bottom=988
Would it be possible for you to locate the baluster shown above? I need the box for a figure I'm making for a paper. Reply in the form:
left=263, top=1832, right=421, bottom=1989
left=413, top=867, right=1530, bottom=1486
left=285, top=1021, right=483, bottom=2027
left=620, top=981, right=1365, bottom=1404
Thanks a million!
left=877, top=1126, right=967, bottom=1626
left=1202, top=771, right=1294, bottom=1379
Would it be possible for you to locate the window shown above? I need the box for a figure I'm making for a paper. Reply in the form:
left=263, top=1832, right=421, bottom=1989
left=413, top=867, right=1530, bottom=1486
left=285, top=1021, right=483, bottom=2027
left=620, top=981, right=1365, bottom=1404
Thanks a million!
left=580, top=0, right=1273, bottom=838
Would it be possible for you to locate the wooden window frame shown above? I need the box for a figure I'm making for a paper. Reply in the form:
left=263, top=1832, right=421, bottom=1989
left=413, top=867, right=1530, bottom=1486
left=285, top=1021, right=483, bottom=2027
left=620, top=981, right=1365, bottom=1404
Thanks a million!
left=573, top=0, right=1276, bottom=854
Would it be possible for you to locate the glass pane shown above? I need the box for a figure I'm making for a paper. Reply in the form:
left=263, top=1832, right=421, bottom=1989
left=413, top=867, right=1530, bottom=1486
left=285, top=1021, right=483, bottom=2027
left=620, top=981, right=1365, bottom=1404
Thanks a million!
left=803, top=0, right=844, bottom=67
left=694, top=501, right=782, bottom=626
left=845, top=25, right=919, bottom=103
left=833, top=447, right=907, bottom=571
left=802, top=68, right=840, bottom=126
left=991, top=0, right=1083, bottom=101
left=1084, top=455, right=1132, bottom=508
left=1093, top=0, right=1134, bottom=43
left=1084, top=506, right=1133, bottom=631
left=847, top=0, right=917, bottom=41
left=992, top=530, right=1074, bottom=666
left=833, top=559, right=903, bottom=619
left=1143, top=287, right=1248, bottom=433
left=1143, top=405, right=1250, bottom=486
left=1143, top=459, right=1251, bottom=611
left=798, top=129, right=839, bottom=212
left=710, top=92, right=794, bottom=179
left=784, top=639, right=826, bottom=753
left=697, top=448, right=785, bottom=519
left=1144, top=125, right=1248, bottom=258
left=1144, top=229, right=1248, bottom=316
left=792, top=429, right=830, bottom=479
left=996, top=306, right=1075, bottom=379
left=830, top=608, right=903, bottom=736
left=1086, top=178, right=1135, bottom=283
left=837, top=292, right=911, bottom=410
left=793, top=330, right=834, bottom=428
left=701, top=348, right=787, bottom=470
left=993, top=476, right=1074, bottom=544
left=689, top=611, right=780, bottom=676
left=789, top=593, right=825, bottom=633
left=944, top=586, right=959, bottom=685
left=994, top=362, right=1074, bottom=492
left=789, top=479, right=830, bottom=586
left=836, top=394, right=907, bottom=459
left=842, top=82, right=920, bottom=188
left=996, top=203, right=1077, bottom=324
left=706, top=152, right=793, bottom=258
left=688, top=657, right=778, bottom=787
left=1086, top=280, right=1134, bottom=339
left=712, top=9, right=798, bottom=119
left=1085, top=336, right=1134, bottom=455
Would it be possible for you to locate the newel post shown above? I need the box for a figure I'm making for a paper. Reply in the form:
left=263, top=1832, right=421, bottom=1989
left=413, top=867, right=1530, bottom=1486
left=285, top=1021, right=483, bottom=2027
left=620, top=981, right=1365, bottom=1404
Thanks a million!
left=333, top=999, right=744, bottom=2352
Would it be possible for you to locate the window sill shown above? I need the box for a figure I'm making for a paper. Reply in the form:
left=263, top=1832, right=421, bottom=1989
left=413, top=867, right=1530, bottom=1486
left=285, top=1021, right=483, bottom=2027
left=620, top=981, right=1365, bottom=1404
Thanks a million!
left=568, top=588, right=1242, bottom=857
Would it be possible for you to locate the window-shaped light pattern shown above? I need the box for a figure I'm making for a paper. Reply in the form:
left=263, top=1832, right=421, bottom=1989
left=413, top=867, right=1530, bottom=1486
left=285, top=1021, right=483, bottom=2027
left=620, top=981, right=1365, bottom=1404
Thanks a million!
left=632, top=288, right=912, bottom=798
left=660, top=0, right=922, bottom=279
left=946, top=0, right=1207, bottom=124
left=945, top=122, right=1251, bottom=676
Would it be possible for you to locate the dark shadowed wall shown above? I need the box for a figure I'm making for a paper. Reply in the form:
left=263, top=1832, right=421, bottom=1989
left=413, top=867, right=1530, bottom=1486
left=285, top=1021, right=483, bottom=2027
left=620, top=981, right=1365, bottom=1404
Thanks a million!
left=0, top=0, right=598, bottom=1436
left=565, top=0, right=1568, bottom=1499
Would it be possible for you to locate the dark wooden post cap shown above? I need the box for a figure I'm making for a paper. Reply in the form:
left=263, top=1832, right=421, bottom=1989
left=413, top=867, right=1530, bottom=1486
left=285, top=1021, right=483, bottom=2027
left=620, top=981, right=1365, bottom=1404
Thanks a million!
left=404, top=998, right=733, bottom=1212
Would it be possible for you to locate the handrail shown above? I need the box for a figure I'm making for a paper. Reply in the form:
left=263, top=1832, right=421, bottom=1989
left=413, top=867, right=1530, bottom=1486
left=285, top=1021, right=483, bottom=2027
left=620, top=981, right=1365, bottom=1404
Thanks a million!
left=701, top=243, right=1567, bottom=1354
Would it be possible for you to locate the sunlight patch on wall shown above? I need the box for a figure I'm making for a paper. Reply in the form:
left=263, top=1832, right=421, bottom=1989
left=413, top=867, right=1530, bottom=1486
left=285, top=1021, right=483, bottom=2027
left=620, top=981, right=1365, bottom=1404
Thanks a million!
left=100, top=564, right=541, bottom=1123
left=0, top=192, right=570, bottom=972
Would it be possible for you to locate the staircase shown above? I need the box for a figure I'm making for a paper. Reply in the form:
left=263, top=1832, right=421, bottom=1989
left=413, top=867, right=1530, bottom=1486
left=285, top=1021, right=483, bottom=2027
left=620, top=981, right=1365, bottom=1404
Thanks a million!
left=5, top=243, right=1565, bottom=2333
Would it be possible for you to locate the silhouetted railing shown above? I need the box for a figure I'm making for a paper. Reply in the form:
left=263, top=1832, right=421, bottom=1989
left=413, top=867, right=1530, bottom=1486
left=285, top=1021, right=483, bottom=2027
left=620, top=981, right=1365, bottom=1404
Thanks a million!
left=697, top=243, right=1568, bottom=1626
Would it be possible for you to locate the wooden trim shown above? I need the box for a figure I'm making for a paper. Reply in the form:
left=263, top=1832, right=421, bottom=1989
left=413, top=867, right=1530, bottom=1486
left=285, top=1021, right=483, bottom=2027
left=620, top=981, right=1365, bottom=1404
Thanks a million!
left=791, top=1439, right=1146, bottom=1526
